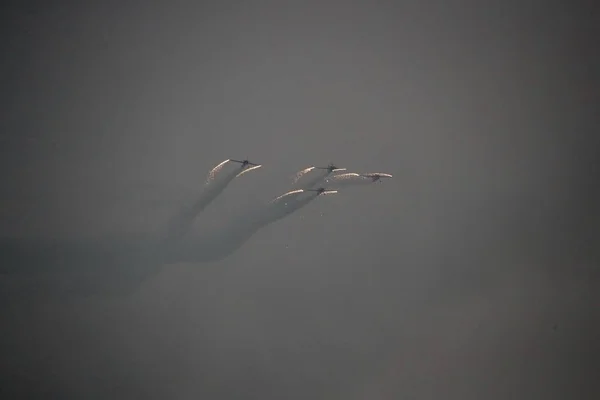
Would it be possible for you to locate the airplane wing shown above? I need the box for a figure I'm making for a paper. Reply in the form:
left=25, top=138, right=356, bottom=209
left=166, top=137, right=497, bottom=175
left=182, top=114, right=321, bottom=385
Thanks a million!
left=230, top=159, right=261, bottom=167
left=363, top=172, right=393, bottom=178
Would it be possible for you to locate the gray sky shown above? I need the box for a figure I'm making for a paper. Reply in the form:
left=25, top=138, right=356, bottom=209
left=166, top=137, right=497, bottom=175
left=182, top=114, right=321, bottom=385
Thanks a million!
left=1, top=1, right=598, bottom=398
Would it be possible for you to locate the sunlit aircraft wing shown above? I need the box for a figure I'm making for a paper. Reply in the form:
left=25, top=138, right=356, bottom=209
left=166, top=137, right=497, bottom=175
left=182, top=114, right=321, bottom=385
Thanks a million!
left=363, top=172, right=393, bottom=178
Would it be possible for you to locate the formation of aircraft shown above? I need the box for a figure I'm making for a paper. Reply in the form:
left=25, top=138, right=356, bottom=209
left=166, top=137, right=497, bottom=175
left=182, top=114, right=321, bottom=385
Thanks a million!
left=0, top=157, right=392, bottom=297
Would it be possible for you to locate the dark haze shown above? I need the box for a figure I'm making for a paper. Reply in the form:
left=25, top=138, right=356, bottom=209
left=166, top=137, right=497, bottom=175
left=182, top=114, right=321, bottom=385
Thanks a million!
left=1, top=1, right=598, bottom=399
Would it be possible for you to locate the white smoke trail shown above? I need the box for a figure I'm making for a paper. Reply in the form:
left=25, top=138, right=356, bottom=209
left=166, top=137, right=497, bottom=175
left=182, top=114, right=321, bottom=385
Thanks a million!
left=1, top=160, right=354, bottom=299
left=0, top=234, right=163, bottom=300
left=265, top=190, right=322, bottom=224
left=162, top=160, right=261, bottom=244
left=172, top=189, right=328, bottom=264
left=0, top=159, right=263, bottom=294
left=291, top=167, right=329, bottom=189
left=168, top=167, right=343, bottom=264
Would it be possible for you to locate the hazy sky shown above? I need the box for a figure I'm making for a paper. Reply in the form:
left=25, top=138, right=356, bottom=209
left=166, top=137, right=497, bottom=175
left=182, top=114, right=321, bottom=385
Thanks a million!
left=1, top=1, right=598, bottom=398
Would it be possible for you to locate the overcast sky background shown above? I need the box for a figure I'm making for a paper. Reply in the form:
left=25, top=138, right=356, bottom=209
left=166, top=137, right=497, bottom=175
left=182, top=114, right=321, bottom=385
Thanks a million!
left=1, top=1, right=598, bottom=398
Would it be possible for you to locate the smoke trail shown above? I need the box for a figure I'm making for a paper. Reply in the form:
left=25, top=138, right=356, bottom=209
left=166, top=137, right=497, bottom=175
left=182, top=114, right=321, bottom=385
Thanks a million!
left=264, top=189, right=324, bottom=224
left=292, top=167, right=329, bottom=189
left=0, top=159, right=263, bottom=298
left=0, top=161, right=344, bottom=300
left=162, top=160, right=261, bottom=244
left=172, top=190, right=328, bottom=264
left=0, top=234, right=162, bottom=301
left=20, top=188, right=323, bottom=298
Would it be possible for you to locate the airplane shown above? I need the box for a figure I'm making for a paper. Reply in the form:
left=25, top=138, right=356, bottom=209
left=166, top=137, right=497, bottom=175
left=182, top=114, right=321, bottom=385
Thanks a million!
left=230, top=159, right=260, bottom=168
left=361, top=173, right=393, bottom=182
left=314, top=163, right=347, bottom=173
left=305, top=187, right=338, bottom=195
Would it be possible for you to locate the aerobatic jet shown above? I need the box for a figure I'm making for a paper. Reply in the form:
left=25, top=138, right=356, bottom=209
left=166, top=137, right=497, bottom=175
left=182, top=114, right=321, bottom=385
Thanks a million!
left=230, top=159, right=260, bottom=168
